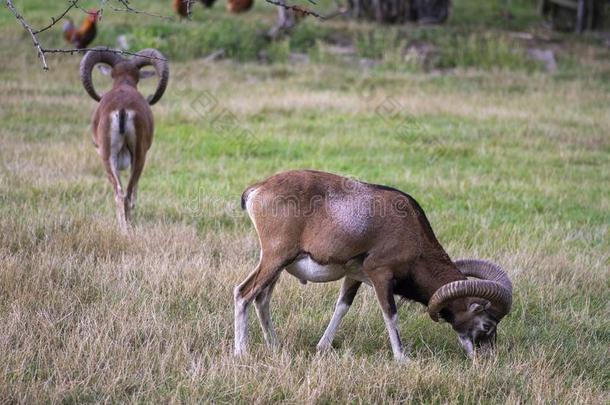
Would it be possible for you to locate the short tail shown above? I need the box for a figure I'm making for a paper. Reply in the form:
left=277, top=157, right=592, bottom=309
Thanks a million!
left=111, top=109, right=133, bottom=171
left=240, top=189, right=249, bottom=210
left=118, top=108, right=127, bottom=135
left=241, top=185, right=259, bottom=210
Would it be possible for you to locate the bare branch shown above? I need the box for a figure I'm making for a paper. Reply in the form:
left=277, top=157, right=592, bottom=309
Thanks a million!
left=33, top=0, right=80, bottom=35
left=6, top=0, right=48, bottom=70
left=42, top=47, right=168, bottom=62
left=72, top=0, right=101, bottom=15
left=6, top=0, right=173, bottom=70
left=107, top=0, right=177, bottom=22
left=265, top=0, right=346, bottom=20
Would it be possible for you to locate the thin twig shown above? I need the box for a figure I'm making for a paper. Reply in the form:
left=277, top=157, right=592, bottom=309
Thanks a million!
left=265, top=0, right=326, bottom=19
left=34, top=0, right=80, bottom=35
left=265, top=0, right=346, bottom=20
left=42, top=47, right=168, bottom=61
left=6, top=0, right=48, bottom=69
left=72, top=0, right=101, bottom=15
left=109, top=0, right=177, bottom=22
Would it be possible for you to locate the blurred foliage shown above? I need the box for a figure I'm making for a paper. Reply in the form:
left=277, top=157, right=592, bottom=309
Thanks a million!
left=436, top=33, right=538, bottom=71
left=4, top=0, right=610, bottom=74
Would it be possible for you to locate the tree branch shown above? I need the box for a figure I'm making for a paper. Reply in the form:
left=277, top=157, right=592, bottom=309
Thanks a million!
left=265, top=0, right=347, bottom=20
left=42, top=47, right=168, bottom=61
left=6, top=0, right=48, bottom=69
left=33, top=0, right=80, bottom=35
left=6, top=0, right=172, bottom=70
left=106, top=0, right=177, bottom=22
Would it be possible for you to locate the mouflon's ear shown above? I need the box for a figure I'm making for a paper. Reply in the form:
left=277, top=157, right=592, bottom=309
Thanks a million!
left=97, top=65, right=113, bottom=76
left=139, top=70, right=156, bottom=79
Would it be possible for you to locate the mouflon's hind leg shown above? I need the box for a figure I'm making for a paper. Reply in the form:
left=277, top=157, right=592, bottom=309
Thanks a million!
left=125, top=148, right=145, bottom=221
left=254, top=274, right=281, bottom=350
left=102, top=158, right=129, bottom=233
left=234, top=255, right=287, bottom=357
left=316, top=277, right=362, bottom=352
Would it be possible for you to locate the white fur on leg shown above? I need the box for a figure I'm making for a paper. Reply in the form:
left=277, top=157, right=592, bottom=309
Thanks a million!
left=234, top=288, right=249, bottom=357
left=233, top=257, right=265, bottom=357
left=254, top=287, right=278, bottom=349
left=317, top=301, right=350, bottom=352
left=382, top=313, right=408, bottom=362
left=114, top=191, right=129, bottom=233
left=317, top=278, right=361, bottom=352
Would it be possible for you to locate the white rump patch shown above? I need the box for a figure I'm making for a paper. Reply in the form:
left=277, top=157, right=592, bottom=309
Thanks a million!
left=245, top=187, right=259, bottom=222
left=109, top=109, right=136, bottom=171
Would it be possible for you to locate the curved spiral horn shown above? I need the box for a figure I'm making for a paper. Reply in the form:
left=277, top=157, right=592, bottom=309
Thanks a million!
left=428, top=260, right=512, bottom=322
left=79, top=47, right=124, bottom=102
left=131, top=48, right=169, bottom=105
left=454, top=259, right=513, bottom=294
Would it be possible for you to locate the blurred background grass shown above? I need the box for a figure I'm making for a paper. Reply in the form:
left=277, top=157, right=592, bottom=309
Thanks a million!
left=4, top=0, right=607, bottom=69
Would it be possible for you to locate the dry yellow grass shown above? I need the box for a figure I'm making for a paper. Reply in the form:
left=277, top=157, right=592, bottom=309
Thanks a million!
left=0, top=214, right=608, bottom=403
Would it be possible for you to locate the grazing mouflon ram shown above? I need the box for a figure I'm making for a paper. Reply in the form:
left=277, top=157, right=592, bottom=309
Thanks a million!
left=80, top=47, right=169, bottom=231
left=234, top=170, right=513, bottom=360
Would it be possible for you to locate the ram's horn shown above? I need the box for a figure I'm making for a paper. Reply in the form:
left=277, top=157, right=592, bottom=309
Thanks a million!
left=132, top=48, right=169, bottom=105
left=80, top=47, right=124, bottom=102
left=428, top=260, right=512, bottom=322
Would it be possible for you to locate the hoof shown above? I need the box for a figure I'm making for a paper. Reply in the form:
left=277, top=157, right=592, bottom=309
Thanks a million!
left=394, top=353, right=410, bottom=363
left=316, top=343, right=332, bottom=353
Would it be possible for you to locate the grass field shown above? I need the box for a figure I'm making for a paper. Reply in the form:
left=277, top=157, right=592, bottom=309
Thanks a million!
left=1, top=0, right=609, bottom=403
